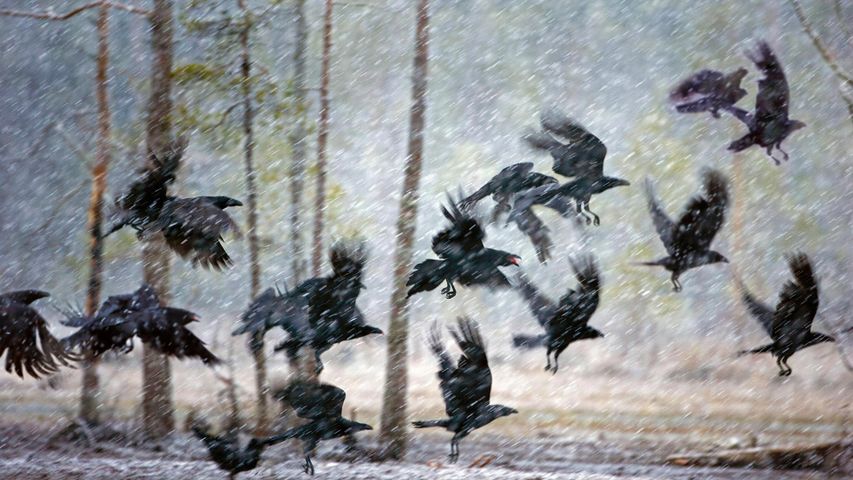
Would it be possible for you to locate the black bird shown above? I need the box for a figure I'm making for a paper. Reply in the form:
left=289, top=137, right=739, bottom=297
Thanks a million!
left=62, top=284, right=220, bottom=365
left=670, top=68, right=749, bottom=118
left=640, top=169, right=729, bottom=292
left=233, top=242, right=382, bottom=373
left=724, top=41, right=805, bottom=163
left=458, top=163, right=558, bottom=262
left=519, top=111, right=629, bottom=225
left=407, top=196, right=521, bottom=299
left=193, top=426, right=265, bottom=480
left=0, top=290, right=77, bottom=379
left=512, top=255, right=604, bottom=373
left=105, top=138, right=243, bottom=270
left=412, top=318, right=517, bottom=463
left=737, top=253, right=835, bottom=376
left=261, top=381, right=372, bottom=475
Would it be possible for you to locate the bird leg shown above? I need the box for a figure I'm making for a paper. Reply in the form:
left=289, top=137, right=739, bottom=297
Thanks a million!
left=775, top=143, right=790, bottom=162
left=449, top=437, right=459, bottom=463
left=440, top=279, right=457, bottom=299
left=303, top=455, right=314, bottom=475
left=780, top=357, right=792, bottom=377
left=583, top=202, right=600, bottom=226
left=766, top=146, right=783, bottom=165
left=576, top=202, right=592, bottom=225
left=670, top=273, right=682, bottom=292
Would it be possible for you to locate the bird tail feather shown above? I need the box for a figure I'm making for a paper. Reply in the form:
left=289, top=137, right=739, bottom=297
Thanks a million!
left=406, top=259, right=446, bottom=297
left=412, top=419, right=450, bottom=429
left=737, top=343, right=774, bottom=356
left=512, top=334, right=547, bottom=349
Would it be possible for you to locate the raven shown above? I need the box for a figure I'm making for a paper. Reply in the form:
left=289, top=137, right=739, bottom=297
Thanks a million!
left=193, top=426, right=265, bottom=480
left=519, top=111, right=629, bottom=225
left=407, top=196, right=521, bottom=299
left=737, top=253, right=834, bottom=376
left=0, top=290, right=77, bottom=379
left=458, top=163, right=558, bottom=262
left=261, top=382, right=372, bottom=475
left=412, top=318, right=517, bottom=463
left=233, top=241, right=382, bottom=373
left=670, top=68, right=748, bottom=118
left=105, top=138, right=243, bottom=270
left=512, top=255, right=604, bottom=373
left=640, top=169, right=729, bottom=292
left=62, top=284, right=220, bottom=365
left=724, top=42, right=805, bottom=163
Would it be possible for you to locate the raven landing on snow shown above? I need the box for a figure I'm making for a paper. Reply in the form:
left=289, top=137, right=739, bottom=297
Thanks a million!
left=640, top=169, right=729, bottom=292
left=193, top=426, right=265, bottom=480
left=725, top=42, right=805, bottom=164
left=0, top=290, right=78, bottom=379
left=670, top=68, right=748, bottom=118
left=737, top=253, right=835, bottom=377
left=61, top=284, right=220, bottom=365
left=412, top=318, right=517, bottom=463
left=407, top=195, right=521, bottom=299
left=104, top=137, right=243, bottom=270
left=512, top=255, right=604, bottom=374
left=261, top=382, right=372, bottom=475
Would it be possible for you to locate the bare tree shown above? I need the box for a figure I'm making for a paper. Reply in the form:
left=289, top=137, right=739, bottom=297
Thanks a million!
left=312, top=0, right=333, bottom=276
left=288, top=0, right=309, bottom=283
left=379, top=0, right=430, bottom=460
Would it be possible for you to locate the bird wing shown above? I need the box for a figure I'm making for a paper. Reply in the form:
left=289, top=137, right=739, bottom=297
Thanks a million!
left=554, top=255, right=601, bottom=328
left=514, top=273, right=557, bottom=327
left=280, top=381, right=346, bottom=420
left=458, top=163, right=535, bottom=212
left=643, top=178, right=676, bottom=255
left=673, top=169, right=728, bottom=253
left=156, top=197, right=242, bottom=270
left=771, top=253, right=819, bottom=343
left=509, top=206, right=553, bottom=263
left=540, top=110, right=606, bottom=178
left=447, top=317, right=492, bottom=409
left=670, top=70, right=726, bottom=102
left=746, top=41, right=791, bottom=121
left=233, top=287, right=281, bottom=336
left=432, top=194, right=485, bottom=259
left=134, top=307, right=220, bottom=364
left=735, top=277, right=775, bottom=336
left=0, top=303, right=77, bottom=379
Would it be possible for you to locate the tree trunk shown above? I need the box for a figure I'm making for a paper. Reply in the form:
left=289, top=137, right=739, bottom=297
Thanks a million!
left=79, top=3, right=112, bottom=425
left=141, top=0, right=175, bottom=439
left=311, top=0, right=333, bottom=276
left=288, top=0, right=308, bottom=284
left=237, top=0, right=267, bottom=434
left=379, top=0, right=430, bottom=460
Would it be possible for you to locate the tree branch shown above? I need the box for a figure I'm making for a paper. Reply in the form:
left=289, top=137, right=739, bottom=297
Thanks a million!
left=788, top=0, right=853, bottom=86
left=0, top=1, right=149, bottom=21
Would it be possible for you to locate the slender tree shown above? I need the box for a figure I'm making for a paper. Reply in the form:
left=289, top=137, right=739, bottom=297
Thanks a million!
left=380, top=0, right=430, bottom=459
left=288, top=0, right=309, bottom=283
left=311, top=0, right=333, bottom=276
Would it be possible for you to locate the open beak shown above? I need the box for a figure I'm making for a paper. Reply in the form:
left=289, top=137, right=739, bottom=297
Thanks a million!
left=509, top=256, right=521, bottom=266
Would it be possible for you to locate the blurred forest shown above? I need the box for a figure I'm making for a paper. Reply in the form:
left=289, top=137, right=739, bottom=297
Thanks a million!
left=0, top=0, right=851, bottom=470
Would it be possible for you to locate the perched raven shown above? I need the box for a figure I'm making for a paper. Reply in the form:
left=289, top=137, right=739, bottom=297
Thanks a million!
left=193, top=426, right=265, bottom=480
left=62, top=284, right=220, bottom=365
left=640, top=169, right=729, bottom=292
left=724, top=42, right=805, bottom=163
left=105, top=138, right=243, bottom=270
left=233, top=241, right=382, bottom=373
left=262, top=382, right=372, bottom=475
left=737, top=253, right=834, bottom=376
left=512, top=255, right=604, bottom=373
left=407, top=196, right=521, bottom=299
left=670, top=68, right=748, bottom=118
left=519, top=111, right=629, bottom=225
left=412, top=318, right=517, bottom=463
left=458, top=163, right=558, bottom=262
left=0, top=290, right=77, bottom=379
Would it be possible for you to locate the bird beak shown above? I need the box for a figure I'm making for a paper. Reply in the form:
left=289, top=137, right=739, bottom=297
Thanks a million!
left=230, top=199, right=244, bottom=207
left=510, top=409, right=519, bottom=415
left=509, top=256, right=521, bottom=266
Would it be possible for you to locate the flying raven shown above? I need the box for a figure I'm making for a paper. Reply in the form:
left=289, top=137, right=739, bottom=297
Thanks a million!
left=62, top=284, right=220, bottom=365
left=724, top=42, right=806, bottom=163
left=233, top=241, right=382, bottom=373
left=261, top=382, right=372, bottom=475
left=670, top=68, right=749, bottom=118
left=519, top=111, right=629, bottom=225
left=512, top=255, right=604, bottom=373
left=104, top=138, right=243, bottom=270
left=458, top=163, right=558, bottom=262
left=407, top=196, right=521, bottom=299
left=0, top=290, right=77, bottom=379
left=639, top=169, right=729, bottom=292
left=412, top=318, right=517, bottom=463
left=737, top=253, right=834, bottom=376
left=193, top=426, right=265, bottom=480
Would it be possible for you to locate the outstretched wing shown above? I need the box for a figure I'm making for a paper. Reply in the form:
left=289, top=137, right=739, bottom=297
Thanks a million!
left=447, top=317, right=491, bottom=410
left=771, top=253, right=819, bottom=343
left=643, top=178, right=676, bottom=255
left=556, top=255, right=601, bottom=326
left=673, top=169, right=728, bottom=254
left=134, top=307, right=220, bottom=364
left=509, top=206, right=553, bottom=263
left=458, top=163, right=535, bottom=212
left=540, top=110, right=606, bottom=178
left=670, top=70, right=726, bottom=102
left=279, top=381, right=346, bottom=420
left=155, top=197, right=242, bottom=270
left=432, top=194, right=485, bottom=259
left=747, top=41, right=791, bottom=122
left=0, top=304, right=77, bottom=379
left=514, top=273, right=557, bottom=327
left=735, top=277, right=775, bottom=336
